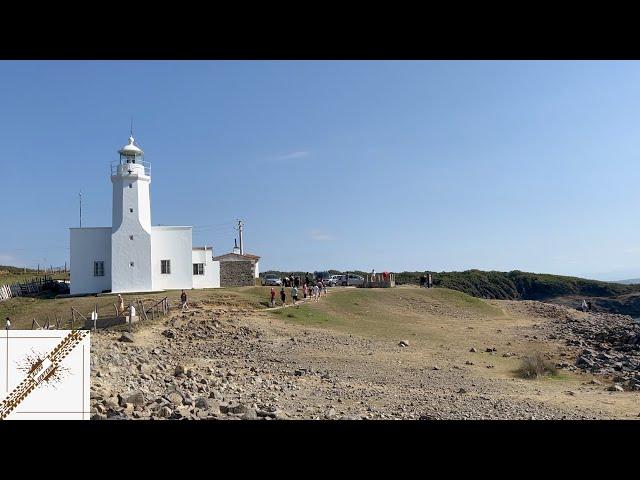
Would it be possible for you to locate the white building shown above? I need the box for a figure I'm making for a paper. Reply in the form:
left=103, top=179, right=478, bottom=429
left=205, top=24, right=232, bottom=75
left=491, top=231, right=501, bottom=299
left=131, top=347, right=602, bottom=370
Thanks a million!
left=69, top=135, right=221, bottom=294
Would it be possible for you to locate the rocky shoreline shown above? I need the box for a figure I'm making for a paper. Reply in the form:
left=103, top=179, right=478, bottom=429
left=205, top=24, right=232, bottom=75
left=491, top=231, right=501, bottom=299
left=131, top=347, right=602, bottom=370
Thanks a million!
left=515, top=301, right=640, bottom=391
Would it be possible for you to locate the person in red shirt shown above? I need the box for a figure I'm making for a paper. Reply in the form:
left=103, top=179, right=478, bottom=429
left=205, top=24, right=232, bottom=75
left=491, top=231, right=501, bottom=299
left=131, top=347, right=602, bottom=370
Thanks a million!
left=270, top=287, right=276, bottom=307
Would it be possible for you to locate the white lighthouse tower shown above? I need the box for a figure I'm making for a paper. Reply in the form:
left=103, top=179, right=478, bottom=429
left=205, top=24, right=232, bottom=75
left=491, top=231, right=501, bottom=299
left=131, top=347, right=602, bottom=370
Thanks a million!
left=69, top=132, right=224, bottom=295
left=110, top=136, right=153, bottom=293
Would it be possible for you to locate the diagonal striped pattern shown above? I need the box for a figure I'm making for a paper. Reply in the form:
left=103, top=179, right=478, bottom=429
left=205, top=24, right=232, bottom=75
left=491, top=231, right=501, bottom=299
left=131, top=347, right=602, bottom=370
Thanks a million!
left=0, top=330, right=88, bottom=420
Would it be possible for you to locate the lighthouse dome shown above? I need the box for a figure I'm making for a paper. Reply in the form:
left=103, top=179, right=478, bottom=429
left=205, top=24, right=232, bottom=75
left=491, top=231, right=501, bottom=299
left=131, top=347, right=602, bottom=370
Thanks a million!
left=118, top=136, right=144, bottom=156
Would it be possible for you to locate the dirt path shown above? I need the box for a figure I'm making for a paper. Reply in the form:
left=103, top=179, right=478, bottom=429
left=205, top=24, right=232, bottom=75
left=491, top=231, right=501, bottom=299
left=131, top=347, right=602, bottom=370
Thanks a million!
left=264, top=287, right=338, bottom=311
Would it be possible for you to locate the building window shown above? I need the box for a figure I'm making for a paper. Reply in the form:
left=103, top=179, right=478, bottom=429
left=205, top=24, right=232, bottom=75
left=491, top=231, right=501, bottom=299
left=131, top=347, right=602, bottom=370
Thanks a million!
left=161, top=259, right=171, bottom=274
left=193, top=263, right=204, bottom=275
left=130, top=262, right=135, bottom=268
left=129, top=183, right=133, bottom=188
left=129, top=208, right=134, bottom=213
left=129, top=235, right=134, bottom=240
left=93, top=261, right=104, bottom=277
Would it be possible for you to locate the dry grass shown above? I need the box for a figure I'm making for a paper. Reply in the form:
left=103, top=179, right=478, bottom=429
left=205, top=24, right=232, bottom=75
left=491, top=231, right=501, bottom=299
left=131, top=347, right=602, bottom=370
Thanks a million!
left=516, top=352, right=558, bottom=379
left=0, top=286, right=273, bottom=330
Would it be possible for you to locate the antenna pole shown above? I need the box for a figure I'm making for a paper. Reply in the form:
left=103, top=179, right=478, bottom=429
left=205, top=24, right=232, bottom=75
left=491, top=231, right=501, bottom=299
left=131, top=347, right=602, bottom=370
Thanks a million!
left=234, top=219, right=244, bottom=255
left=79, top=191, right=83, bottom=228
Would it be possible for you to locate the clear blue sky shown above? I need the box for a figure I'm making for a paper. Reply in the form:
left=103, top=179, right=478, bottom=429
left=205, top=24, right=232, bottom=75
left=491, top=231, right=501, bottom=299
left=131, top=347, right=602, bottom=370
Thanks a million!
left=1, top=61, right=639, bottom=280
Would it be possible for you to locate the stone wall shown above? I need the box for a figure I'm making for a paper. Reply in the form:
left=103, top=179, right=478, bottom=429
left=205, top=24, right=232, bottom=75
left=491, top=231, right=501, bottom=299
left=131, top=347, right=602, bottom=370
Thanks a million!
left=220, top=260, right=255, bottom=287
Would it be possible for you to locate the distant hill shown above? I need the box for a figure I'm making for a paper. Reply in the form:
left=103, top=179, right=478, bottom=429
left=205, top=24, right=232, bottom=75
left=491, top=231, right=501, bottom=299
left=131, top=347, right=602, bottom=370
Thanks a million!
left=404, top=270, right=640, bottom=300
left=614, top=278, right=640, bottom=285
left=0, top=265, right=37, bottom=274
left=263, top=268, right=640, bottom=302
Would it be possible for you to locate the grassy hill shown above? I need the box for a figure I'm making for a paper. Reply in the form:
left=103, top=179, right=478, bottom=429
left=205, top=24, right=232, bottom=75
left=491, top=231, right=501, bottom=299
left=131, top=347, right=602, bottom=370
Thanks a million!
left=0, top=286, right=274, bottom=330
left=399, top=270, right=640, bottom=301
left=0, top=265, right=69, bottom=286
left=270, top=286, right=505, bottom=343
left=263, top=268, right=640, bottom=302
left=615, top=278, right=640, bottom=285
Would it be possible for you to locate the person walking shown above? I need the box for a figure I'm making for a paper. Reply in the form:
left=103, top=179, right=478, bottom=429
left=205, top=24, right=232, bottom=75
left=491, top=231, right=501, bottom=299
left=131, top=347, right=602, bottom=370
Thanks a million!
left=581, top=299, right=588, bottom=312
left=180, top=290, right=189, bottom=311
left=291, top=285, right=299, bottom=305
left=280, top=287, right=286, bottom=306
left=587, top=300, right=593, bottom=312
left=5, top=317, right=10, bottom=330
left=313, top=284, right=320, bottom=302
left=305, top=273, right=310, bottom=286
left=270, top=287, right=276, bottom=307
left=419, top=274, right=426, bottom=288
left=117, top=294, right=125, bottom=316
left=428, top=273, right=433, bottom=288
left=303, top=283, right=308, bottom=299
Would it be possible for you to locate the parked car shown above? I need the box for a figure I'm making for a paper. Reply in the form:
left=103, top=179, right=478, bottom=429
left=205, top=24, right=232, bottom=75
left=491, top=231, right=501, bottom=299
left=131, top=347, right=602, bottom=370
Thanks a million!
left=262, top=274, right=282, bottom=286
left=328, top=274, right=342, bottom=286
left=340, top=274, right=364, bottom=286
left=314, top=271, right=331, bottom=284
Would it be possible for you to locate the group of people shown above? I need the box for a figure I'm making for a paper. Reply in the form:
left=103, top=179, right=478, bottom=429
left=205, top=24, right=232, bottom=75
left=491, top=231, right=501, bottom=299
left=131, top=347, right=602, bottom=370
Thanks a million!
left=581, top=299, right=593, bottom=312
left=419, top=273, right=434, bottom=288
left=270, top=276, right=327, bottom=307
left=282, top=274, right=310, bottom=288
left=369, top=269, right=391, bottom=282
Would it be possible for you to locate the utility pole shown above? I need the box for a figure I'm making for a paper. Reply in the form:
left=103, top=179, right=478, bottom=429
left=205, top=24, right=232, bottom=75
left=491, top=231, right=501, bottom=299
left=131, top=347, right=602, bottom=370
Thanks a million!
left=79, top=191, right=83, bottom=228
left=235, top=219, right=244, bottom=255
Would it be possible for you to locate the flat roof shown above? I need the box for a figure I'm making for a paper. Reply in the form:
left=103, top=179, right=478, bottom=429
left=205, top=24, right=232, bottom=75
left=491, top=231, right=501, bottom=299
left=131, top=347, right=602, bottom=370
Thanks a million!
left=69, top=226, right=111, bottom=230
left=212, top=252, right=261, bottom=261
left=151, top=225, right=192, bottom=230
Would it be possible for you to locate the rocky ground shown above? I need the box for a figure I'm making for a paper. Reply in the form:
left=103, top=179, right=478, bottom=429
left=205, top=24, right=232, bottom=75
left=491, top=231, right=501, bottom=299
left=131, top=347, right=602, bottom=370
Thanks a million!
left=511, top=302, right=640, bottom=392
left=89, top=292, right=639, bottom=420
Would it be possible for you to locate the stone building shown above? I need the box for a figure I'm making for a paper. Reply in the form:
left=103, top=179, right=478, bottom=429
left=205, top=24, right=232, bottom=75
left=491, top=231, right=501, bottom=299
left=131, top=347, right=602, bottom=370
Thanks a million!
left=213, top=252, right=261, bottom=287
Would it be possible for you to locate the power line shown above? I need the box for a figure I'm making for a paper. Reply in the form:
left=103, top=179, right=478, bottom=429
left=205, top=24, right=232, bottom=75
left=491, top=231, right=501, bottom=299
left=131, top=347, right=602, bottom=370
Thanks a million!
left=192, top=220, right=236, bottom=230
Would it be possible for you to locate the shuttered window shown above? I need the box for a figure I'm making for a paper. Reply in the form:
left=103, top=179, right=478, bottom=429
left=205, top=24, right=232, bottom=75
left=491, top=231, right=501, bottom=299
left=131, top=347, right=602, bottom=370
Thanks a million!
left=161, top=260, right=171, bottom=274
left=94, top=261, right=104, bottom=277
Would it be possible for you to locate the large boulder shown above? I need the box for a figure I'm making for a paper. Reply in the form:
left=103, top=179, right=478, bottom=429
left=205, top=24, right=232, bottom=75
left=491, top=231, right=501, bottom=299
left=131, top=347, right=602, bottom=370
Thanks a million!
left=123, top=391, right=145, bottom=407
left=576, top=356, right=594, bottom=368
left=157, top=406, right=172, bottom=418
left=162, top=329, right=176, bottom=339
left=118, top=391, right=144, bottom=407
left=194, top=397, right=220, bottom=414
left=118, top=333, right=135, bottom=343
left=166, top=391, right=184, bottom=406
